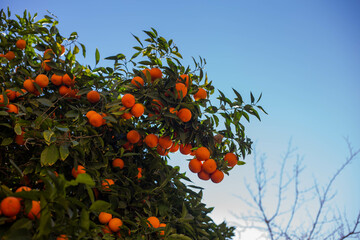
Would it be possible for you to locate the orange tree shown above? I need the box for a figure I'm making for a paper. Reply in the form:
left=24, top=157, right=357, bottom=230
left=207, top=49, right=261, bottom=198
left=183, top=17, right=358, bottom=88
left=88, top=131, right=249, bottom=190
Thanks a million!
left=0, top=8, right=266, bottom=240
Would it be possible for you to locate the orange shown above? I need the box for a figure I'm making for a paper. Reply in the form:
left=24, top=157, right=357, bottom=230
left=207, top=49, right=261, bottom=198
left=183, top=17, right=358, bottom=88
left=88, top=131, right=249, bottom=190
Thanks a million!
left=5, top=51, right=15, bottom=61
left=6, top=89, right=16, bottom=101
left=89, top=113, right=103, bottom=127
left=23, top=79, right=35, bottom=92
left=169, top=107, right=177, bottom=114
left=121, top=94, right=135, bottom=108
left=35, top=74, right=49, bottom=88
left=7, top=104, right=18, bottom=114
left=101, top=179, right=115, bottom=190
left=131, top=103, right=144, bottom=117
left=99, top=212, right=112, bottom=224
left=195, top=147, right=210, bottom=161
left=41, top=60, right=52, bottom=71
left=15, top=89, right=26, bottom=98
left=109, top=217, right=123, bottom=232
left=147, top=216, right=160, bottom=228
left=15, top=131, right=25, bottom=145
left=144, top=134, right=158, bottom=148
left=142, top=68, right=151, bottom=79
left=157, top=145, right=169, bottom=156
left=175, top=83, right=187, bottom=99
left=16, top=39, right=26, bottom=50
left=27, top=200, right=41, bottom=220
left=0, top=197, right=21, bottom=217
left=158, top=136, right=172, bottom=149
left=131, top=76, right=144, bottom=88
left=87, top=90, right=100, bottom=103
left=211, top=170, right=224, bottom=183
left=56, top=234, right=68, bottom=240
left=137, top=167, right=143, bottom=179
left=159, top=223, right=166, bottom=236
left=59, top=85, right=71, bottom=96
left=198, top=170, right=210, bottom=181
left=72, top=165, right=86, bottom=178
left=150, top=68, right=162, bottom=81
left=202, top=159, right=217, bottom=174
left=86, top=110, right=97, bottom=119
left=169, top=142, right=179, bottom=152
left=188, top=159, right=202, bottom=173
left=102, top=225, right=112, bottom=234
left=180, top=144, right=192, bottom=155
left=51, top=74, right=63, bottom=86
left=44, top=49, right=54, bottom=59
left=178, top=74, right=190, bottom=87
left=151, top=99, right=163, bottom=112
left=60, top=45, right=65, bottom=56
left=63, top=74, right=75, bottom=86
left=123, top=142, right=133, bottom=151
left=112, top=158, right=124, bottom=169
left=193, top=88, right=207, bottom=101
left=0, top=95, right=5, bottom=106
left=177, top=108, right=192, bottom=122
left=127, top=130, right=141, bottom=144
left=16, top=186, right=31, bottom=193
left=224, top=152, right=238, bottom=167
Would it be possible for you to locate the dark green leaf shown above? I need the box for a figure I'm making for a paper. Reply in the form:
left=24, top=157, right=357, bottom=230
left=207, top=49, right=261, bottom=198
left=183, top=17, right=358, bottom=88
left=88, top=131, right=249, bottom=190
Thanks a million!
left=89, top=200, right=112, bottom=212
left=40, top=144, right=59, bottom=166
left=95, top=48, right=100, bottom=65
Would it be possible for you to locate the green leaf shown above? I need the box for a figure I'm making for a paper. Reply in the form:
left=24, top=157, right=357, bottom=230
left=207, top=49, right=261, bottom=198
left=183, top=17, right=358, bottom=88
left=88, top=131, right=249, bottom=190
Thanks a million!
left=38, top=195, right=51, bottom=237
left=59, top=144, right=69, bottom=160
left=43, top=130, right=54, bottom=144
left=250, top=91, right=255, bottom=103
left=89, top=200, right=112, bottom=212
left=14, top=124, right=22, bottom=135
left=80, top=43, right=86, bottom=57
left=1, top=138, right=13, bottom=146
left=65, top=110, right=79, bottom=118
left=0, top=111, right=9, bottom=116
left=40, top=144, right=59, bottom=166
left=73, top=45, right=79, bottom=55
left=79, top=208, right=90, bottom=231
left=95, top=48, right=100, bottom=65
left=76, top=173, right=95, bottom=187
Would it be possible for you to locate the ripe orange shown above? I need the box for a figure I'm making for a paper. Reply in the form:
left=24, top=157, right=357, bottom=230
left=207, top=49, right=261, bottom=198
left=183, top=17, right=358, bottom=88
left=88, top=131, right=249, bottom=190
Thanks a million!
left=211, top=170, right=224, bottom=183
left=15, top=131, right=25, bottom=145
left=178, top=74, right=190, bottom=87
left=86, top=110, right=97, bottom=119
left=109, top=217, right=123, bottom=232
left=101, top=179, right=115, bottom=190
left=159, top=223, right=166, bottom=236
left=0, top=95, right=5, bottom=106
left=188, top=159, right=202, bottom=173
left=72, top=165, right=86, bottom=178
left=15, top=89, right=26, bottom=98
left=224, top=152, right=238, bottom=167
left=131, top=76, right=144, bottom=88
left=137, top=167, right=143, bottom=179
left=89, top=113, right=103, bottom=127
left=169, top=142, right=179, bottom=152
left=175, top=83, right=187, bottom=99
left=99, top=212, right=112, bottom=224
left=202, top=159, right=217, bottom=174
left=157, top=145, right=169, bottom=156
left=35, top=74, right=49, bottom=88
left=193, top=88, right=207, bottom=101
left=62, top=74, right=75, bottom=86
left=5, top=51, right=15, bottom=60
left=131, top=103, right=144, bottom=117
left=7, top=104, right=18, bottom=114
left=198, top=170, right=210, bottom=181
left=147, top=216, right=160, bottom=228
left=180, top=144, right=192, bottom=155
left=144, top=134, right=158, bottom=148
left=195, top=147, right=210, bottom=161
left=44, top=49, right=54, bottom=59
left=121, top=94, right=135, bottom=108
left=112, top=158, right=124, bottom=169
left=60, top=45, right=65, bottom=56
left=177, top=108, right=192, bottom=122
left=150, top=68, right=162, bottom=81
left=27, top=200, right=41, bottom=220
left=158, top=136, right=173, bottom=149
left=15, top=186, right=31, bottom=193
left=23, top=79, right=35, bottom=93
left=169, top=107, right=177, bottom=114
left=127, top=130, right=141, bottom=144
left=56, top=234, right=68, bottom=240
left=0, top=197, right=21, bottom=217
left=87, top=90, right=100, bottom=103
left=102, top=225, right=112, bottom=234
left=6, top=89, right=16, bottom=101
left=59, top=85, right=71, bottom=96
left=16, top=39, right=26, bottom=50
left=41, top=60, right=52, bottom=71
left=51, top=74, right=63, bottom=86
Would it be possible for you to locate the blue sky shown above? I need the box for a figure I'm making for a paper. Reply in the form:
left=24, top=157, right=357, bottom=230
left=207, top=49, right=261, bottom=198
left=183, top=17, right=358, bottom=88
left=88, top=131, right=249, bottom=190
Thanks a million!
left=3, top=0, right=360, bottom=238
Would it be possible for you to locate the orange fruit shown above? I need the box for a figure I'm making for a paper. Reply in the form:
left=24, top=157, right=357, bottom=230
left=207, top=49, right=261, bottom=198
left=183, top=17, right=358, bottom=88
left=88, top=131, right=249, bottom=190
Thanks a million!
left=72, top=165, right=86, bottom=178
left=41, top=60, right=52, bottom=71
left=23, top=79, right=35, bottom=92
left=150, top=68, right=162, bottom=81
left=63, top=74, right=75, bottom=86
left=180, top=144, right=192, bottom=155
left=50, top=74, right=63, bottom=86
left=0, top=197, right=21, bottom=217
left=44, top=49, right=54, bottom=59
left=108, top=217, right=123, bottom=232
left=6, top=89, right=16, bottom=101
left=224, top=152, right=238, bottom=167
left=144, top=134, right=158, bottom=148
left=102, top=225, right=112, bottom=234
left=131, top=103, right=144, bottom=117
left=35, top=74, right=49, bottom=88
left=169, top=142, right=179, bottom=152
left=59, top=85, right=71, bottom=96
left=89, top=113, right=103, bottom=127
left=99, top=212, right=112, bottom=224
left=127, top=130, right=141, bottom=144
left=195, top=147, right=210, bottom=161
left=158, top=136, right=173, bottom=149
left=86, top=110, right=97, bottom=119
left=123, top=142, right=134, bottom=151
left=211, top=170, right=224, bottom=183
left=56, top=234, right=68, bottom=240
left=15, top=131, right=25, bottom=145
left=189, top=159, right=202, bottom=173
left=87, top=90, right=100, bottom=103
left=60, top=45, right=65, bottom=56
left=15, top=89, right=26, bottom=98
left=27, top=200, right=40, bottom=220
left=121, top=94, right=135, bottom=108
left=15, top=186, right=31, bottom=193
left=5, top=51, right=15, bottom=60
left=0, top=95, right=5, bottom=106
left=159, top=223, right=166, bottom=236
left=178, top=74, right=190, bottom=87
left=147, top=216, right=160, bottom=228
left=175, top=83, right=187, bottom=99
left=137, top=167, right=143, bottom=179
left=198, top=170, right=210, bottom=181
left=16, top=39, right=26, bottom=50
left=131, top=76, right=144, bottom=88
left=193, top=88, right=207, bottom=101
left=142, top=68, right=151, bottom=78
left=177, top=108, right=192, bottom=122
left=112, top=158, right=124, bottom=169
left=202, top=159, right=217, bottom=174
left=169, top=107, right=177, bottom=114
left=7, top=104, right=18, bottom=114
left=157, top=145, right=169, bottom=156
left=101, top=179, right=115, bottom=190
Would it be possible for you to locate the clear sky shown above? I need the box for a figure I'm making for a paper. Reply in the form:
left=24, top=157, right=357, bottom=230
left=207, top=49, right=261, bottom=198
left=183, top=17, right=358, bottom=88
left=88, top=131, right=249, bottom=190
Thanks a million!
left=2, top=1, right=360, bottom=239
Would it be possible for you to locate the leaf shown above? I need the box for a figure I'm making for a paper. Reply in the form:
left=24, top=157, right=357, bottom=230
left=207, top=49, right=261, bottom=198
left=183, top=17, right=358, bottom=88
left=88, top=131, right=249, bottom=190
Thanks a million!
left=132, top=33, right=143, bottom=47
left=80, top=43, right=86, bottom=57
left=43, top=130, right=54, bottom=144
left=40, top=144, right=59, bottom=166
left=59, top=144, right=69, bottom=160
left=95, top=48, right=100, bottom=65
left=0, top=111, right=9, bottom=116
left=89, top=200, right=112, bottom=212
left=1, top=138, right=13, bottom=146
left=76, top=173, right=95, bottom=187
left=14, top=123, right=22, bottom=135
left=73, top=45, right=79, bottom=55
left=79, top=208, right=90, bottom=231
left=167, top=234, right=192, bottom=240
left=250, top=91, right=255, bottom=104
